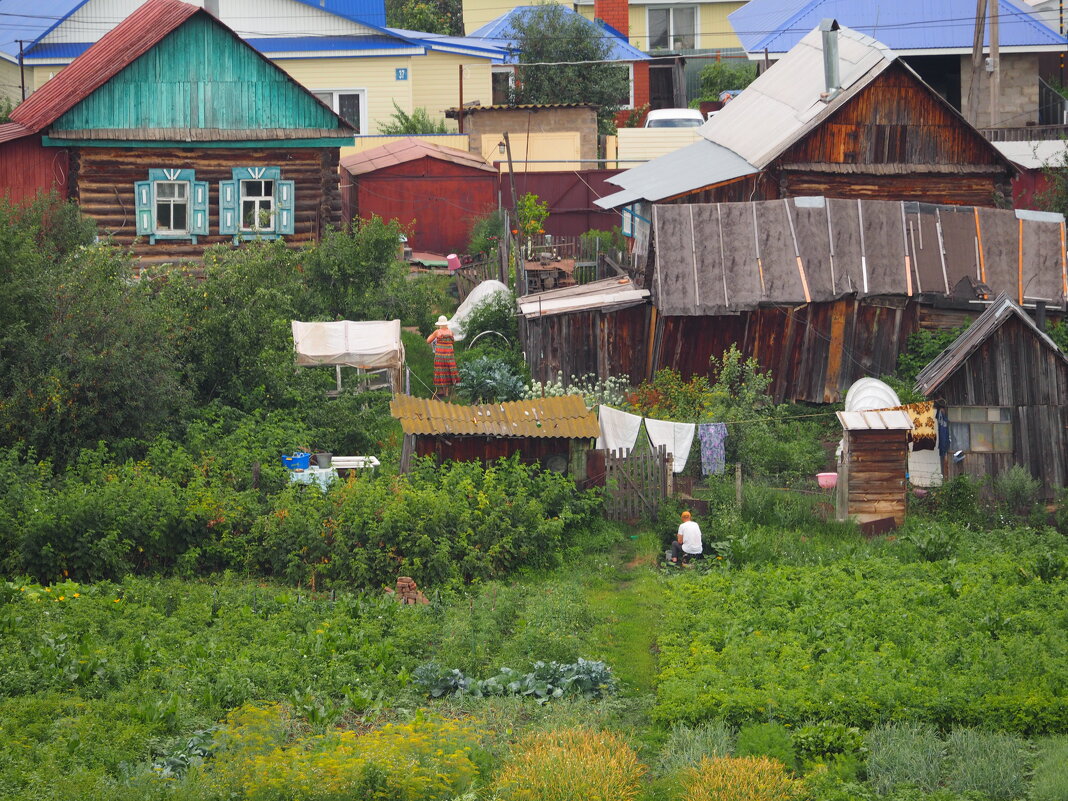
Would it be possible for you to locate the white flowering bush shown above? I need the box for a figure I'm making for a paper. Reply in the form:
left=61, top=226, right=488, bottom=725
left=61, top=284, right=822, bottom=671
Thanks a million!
left=524, top=372, right=631, bottom=409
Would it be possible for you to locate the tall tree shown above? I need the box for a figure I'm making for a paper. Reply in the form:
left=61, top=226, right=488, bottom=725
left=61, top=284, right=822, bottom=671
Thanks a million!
left=386, top=0, right=462, bottom=35
left=506, top=3, right=631, bottom=134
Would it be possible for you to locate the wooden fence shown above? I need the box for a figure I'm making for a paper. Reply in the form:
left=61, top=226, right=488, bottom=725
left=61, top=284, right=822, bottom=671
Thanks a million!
left=599, top=444, right=669, bottom=522
left=454, top=258, right=499, bottom=302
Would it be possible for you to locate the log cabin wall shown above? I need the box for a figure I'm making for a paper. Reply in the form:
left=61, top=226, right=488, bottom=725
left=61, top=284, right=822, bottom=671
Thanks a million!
left=931, top=315, right=1068, bottom=493
left=70, top=146, right=341, bottom=265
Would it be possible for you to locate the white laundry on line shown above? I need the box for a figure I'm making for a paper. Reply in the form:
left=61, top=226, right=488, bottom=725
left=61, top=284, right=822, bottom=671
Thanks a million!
left=596, top=405, right=644, bottom=455
left=644, top=417, right=696, bottom=473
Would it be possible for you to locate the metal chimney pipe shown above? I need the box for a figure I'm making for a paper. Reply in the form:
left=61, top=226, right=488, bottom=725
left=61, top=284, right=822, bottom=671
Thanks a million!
left=819, top=18, right=841, bottom=100
left=203, top=0, right=221, bottom=17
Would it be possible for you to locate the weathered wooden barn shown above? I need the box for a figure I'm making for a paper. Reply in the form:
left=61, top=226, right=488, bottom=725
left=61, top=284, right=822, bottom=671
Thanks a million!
left=2, top=0, right=352, bottom=265
left=915, top=295, right=1068, bottom=494
left=597, top=21, right=1016, bottom=214
left=518, top=278, right=651, bottom=385
left=340, top=139, right=497, bottom=256
left=390, top=394, right=599, bottom=473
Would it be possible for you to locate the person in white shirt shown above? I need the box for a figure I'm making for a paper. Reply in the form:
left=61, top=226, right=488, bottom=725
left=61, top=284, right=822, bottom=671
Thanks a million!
left=669, top=511, right=703, bottom=566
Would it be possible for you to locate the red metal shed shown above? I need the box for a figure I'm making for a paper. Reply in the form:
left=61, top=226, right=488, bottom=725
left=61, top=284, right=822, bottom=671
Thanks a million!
left=340, top=139, right=497, bottom=256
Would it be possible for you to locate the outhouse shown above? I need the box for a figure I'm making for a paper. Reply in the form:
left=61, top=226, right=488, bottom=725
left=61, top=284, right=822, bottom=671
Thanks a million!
left=836, top=409, right=913, bottom=527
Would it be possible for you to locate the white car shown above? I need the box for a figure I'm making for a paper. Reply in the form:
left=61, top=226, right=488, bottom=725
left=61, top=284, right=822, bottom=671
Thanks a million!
left=644, top=108, right=705, bottom=128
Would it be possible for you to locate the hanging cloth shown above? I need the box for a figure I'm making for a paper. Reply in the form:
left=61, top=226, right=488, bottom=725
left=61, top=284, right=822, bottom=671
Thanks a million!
left=645, top=417, right=696, bottom=473
left=881, top=401, right=937, bottom=451
left=596, top=405, right=644, bottom=455
left=937, top=406, right=950, bottom=459
left=698, top=422, right=728, bottom=475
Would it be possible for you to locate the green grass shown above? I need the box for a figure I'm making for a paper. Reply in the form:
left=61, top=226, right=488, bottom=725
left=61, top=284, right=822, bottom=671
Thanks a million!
left=401, top=328, right=435, bottom=397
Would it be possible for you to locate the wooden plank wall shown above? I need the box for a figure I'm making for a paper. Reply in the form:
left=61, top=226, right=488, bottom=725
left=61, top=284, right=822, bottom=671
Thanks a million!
left=520, top=304, right=650, bottom=385
left=72, top=146, right=341, bottom=265
left=604, top=444, right=668, bottom=522
left=0, top=137, right=68, bottom=205
left=413, top=434, right=575, bottom=467
left=655, top=298, right=923, bottom=403
left=934, top=315, right=1068, bottom=493
left=837, top=429, right=909, bottom=525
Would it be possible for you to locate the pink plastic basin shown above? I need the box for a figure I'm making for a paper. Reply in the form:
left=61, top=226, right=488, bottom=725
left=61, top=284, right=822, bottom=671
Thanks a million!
left=816, top=472, right=838, bottom=489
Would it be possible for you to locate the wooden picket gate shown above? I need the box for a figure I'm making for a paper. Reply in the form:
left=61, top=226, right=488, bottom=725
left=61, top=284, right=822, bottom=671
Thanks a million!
left=602, top=444, right=669, bottom=522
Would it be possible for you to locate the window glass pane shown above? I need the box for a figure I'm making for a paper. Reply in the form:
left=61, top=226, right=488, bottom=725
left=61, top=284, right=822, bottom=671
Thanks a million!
left=338, top=93, right=361, bottom=133
left=243, top=200, right=256, bottom=228
left=244, top=181, right=262, bottom=197
left=172, top=202, right=187, bottom=231
left=673, top=8, right=696, bottom=49
left=947, top=407, right=963, bottom=422
left=993, top=424, right=1013, bottom=452
left=313, top=92, right=332, bottom=106
left=649, top=8, right=670, bottom=49
left=987, top=407, right=1002, bottom=422
left=971, top=423, right=994, bottom=452
left=999, top=408, right=1011, bottom=422
left=492, top=71, right=510, bottom=105
left=174, top=183, right=187, bottom=199
left=157, top=183, right=175, bottom=199
left=962, top=407, right=986, bottom=422
left=949, top=422, right=970, bottom=451
left=262, top=180, right=274, bottom=197
left=156, top=202, right=171, bottom=229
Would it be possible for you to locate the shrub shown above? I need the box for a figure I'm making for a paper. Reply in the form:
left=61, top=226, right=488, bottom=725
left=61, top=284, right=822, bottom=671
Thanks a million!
left=680, top=755, right=800, bottom=801
left=467, top=209, right=506, bottom=260
left=493, top=727, right=644, bottom=801
left=735, top=723, right=797, bottom=773
left=942, top=728, right=1029, bottom=801
left=990, top=464, right=1042, bottom=520
left=457, top=355, right=527, bottom=403
left=209, top=704, right=485, bottom=800
left=792, top=721, right=865, bottom=766
left=865, top=722, right=943, bottom=794
left=378, top=101, right=448, bottom=134
left=655, top=720, right=734, bottom=775
left=524, top=372, right=631, bottom=408
left=460, top=290, right=518, bottom=344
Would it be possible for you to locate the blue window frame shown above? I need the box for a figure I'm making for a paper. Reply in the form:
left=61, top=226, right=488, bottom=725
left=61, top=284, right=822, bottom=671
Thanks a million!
left=134, top=168, right=208, bottom=244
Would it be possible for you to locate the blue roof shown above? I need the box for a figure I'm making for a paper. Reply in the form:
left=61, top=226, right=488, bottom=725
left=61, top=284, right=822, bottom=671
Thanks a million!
left=387, top=28, right=509, bottom=59
left=1, top=0, right=392, bottom=60
left=730, top=0, right=1068, bottom=54
left=245, top=34, right=415, bottom=54
left=469, top=6, right=649, bottom=62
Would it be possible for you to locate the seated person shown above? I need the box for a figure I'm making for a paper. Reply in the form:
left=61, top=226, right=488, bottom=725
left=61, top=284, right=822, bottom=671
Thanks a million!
left=669, top=511, right=703, bottom=566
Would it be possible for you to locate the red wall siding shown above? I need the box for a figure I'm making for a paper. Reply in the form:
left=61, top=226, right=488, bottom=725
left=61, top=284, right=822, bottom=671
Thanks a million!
left=0, top=136, right=68, bottom=205
left=509, top=169, right=625, bottom=236
left=349, top=156, right=497, bottom=255
left=1011, top=167, right=1051, bottom=210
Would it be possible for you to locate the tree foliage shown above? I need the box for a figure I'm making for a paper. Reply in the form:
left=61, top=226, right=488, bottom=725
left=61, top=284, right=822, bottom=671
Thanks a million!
left=378, top=102, right=448, bottom=135
left=506, top=3, right=631, bottom=134
left=694, top=60, right=757, bottom=103
left=385, top=0, right=462, bottom=34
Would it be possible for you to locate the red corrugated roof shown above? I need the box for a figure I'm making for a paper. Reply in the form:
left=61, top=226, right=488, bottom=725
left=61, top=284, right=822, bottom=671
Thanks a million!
left=10, top=0, right=201, bottom=133
left=0, top=122, right=33, bottom=144
left=341, top=138, right=496, bottom=175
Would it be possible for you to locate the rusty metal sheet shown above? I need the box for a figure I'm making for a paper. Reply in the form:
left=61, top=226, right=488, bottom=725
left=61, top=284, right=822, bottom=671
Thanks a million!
left=390, top=394, right=600, bottom=439
left=1021, top=218, right=1064, bottom=302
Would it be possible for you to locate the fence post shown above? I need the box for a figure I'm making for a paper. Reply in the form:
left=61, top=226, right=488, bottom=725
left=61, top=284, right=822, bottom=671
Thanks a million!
left=735, top=462, right=742, bottom=507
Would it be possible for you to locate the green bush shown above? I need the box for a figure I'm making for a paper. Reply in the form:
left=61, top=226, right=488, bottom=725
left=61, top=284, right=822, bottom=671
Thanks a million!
left=735, top=723, right=797, bottom=773
left=456, top=355, right=527, bottom=403
left=990, top=464, right=1042, bottom=520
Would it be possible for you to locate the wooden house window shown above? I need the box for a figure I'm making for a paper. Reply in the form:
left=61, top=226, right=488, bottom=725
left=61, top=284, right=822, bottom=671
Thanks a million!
left=219, top=167, right=295, bottom=239
left=240, top=179, right=275, bottom=232
left=134, top=169, right=208, bottom=243
left=947, top=406, right=1013, bottom=453
left=648, top=6, right=696, bottom=50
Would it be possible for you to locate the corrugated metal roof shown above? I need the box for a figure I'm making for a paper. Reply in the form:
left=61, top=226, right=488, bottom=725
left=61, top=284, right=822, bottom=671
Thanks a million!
left=598, top=137, right=758, bottom=208
left=341, top=138, right=496, bottom=175
left=914, top=293, right=1068, bottom=394
left=391, top=394, right=600, bottom=438
left=48, top=126, right=353, bottom=141
left=993, top=139, right=1068, bottom=169
left=11, top=0, right=200, bottom=132
left=730, top=0, right=1067, bottom=56
left=837, top=409, right=914, bottom=430
left=446, top=104, right=599, bottom=118
left=519, top=277, right=649, bottom=317
left=468, top=6, right=649, bottom=62
left=0, top=123, right=33, bottom=145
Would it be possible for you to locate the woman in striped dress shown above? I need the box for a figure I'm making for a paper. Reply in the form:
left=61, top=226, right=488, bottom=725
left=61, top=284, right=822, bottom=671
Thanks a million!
left=426, top=315, right=460, bottom=398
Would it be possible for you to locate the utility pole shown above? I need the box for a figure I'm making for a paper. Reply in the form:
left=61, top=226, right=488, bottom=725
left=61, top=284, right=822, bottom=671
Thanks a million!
left=989, top=0, right=1000, bottom=128
left=503, top=131, right=522, bottom=289
left=968, top=0, right=988, bottom=126
left=17, top=40, right=26, bottom=101
left=457, top=65, right=464, bottom=134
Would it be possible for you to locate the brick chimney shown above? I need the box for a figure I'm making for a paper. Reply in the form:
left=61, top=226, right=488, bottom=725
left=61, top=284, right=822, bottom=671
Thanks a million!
left=594, top=0, right=629, bottom=39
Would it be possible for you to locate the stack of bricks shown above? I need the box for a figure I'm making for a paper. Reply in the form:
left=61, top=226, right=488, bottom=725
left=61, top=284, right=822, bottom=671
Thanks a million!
left=385, top=576, right=429, bottom=605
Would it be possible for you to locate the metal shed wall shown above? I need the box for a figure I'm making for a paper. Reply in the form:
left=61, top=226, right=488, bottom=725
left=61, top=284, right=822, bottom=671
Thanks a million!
left=0, top=135, right=68, bottom=205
